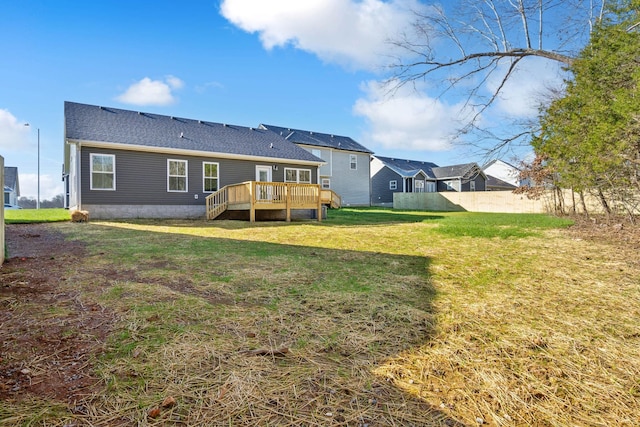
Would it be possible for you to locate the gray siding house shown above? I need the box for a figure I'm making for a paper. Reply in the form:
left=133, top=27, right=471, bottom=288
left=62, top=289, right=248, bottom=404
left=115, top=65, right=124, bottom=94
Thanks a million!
left=3, top=166, right=20, bottom=206
left=260, top=124, right=373, bottom=206
left=371, top=156, right=486, bottom=206
left=64, top=102, right=324, bottom=219
left=433, top=163, right=487, bottom=192
left=371, top=156, right=438, bottom=206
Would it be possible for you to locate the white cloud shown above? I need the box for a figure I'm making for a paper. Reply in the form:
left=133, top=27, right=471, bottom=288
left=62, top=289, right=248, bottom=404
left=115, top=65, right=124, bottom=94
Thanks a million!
left=486, top=58, right=565, bottom=118
left=354, top=80, right=472, bottom=152
left=220, top=0, right=427, bottom=70
left=0, top=109, right=31, bottom=151
left=116, top=76, right=185, bottom=106
left=195, top=81, right=225, bottom=94
left=18, top=173, right=63, bottom=201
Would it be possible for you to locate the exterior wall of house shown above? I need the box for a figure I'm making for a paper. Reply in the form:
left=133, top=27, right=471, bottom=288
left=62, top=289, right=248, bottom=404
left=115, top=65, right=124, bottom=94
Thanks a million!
left=301, top=145, right=370, bottom=206
left=462, top=175, right=486, bottom=192
left=371, top=165, right=401, bottom=206
left=437, top=175, right=486, bottom=192
left=73, top=146, right=318, bottom=217
left=330, top=150, right=370, bottom=206
left=437, top=179, right=461, bottom=192
left=483, top=161, right=521, bottom=187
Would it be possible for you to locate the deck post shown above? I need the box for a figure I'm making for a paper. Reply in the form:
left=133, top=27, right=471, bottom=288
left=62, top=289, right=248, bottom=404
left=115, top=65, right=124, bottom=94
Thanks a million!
left=249, top=181, right=256, bottom=222
left=286, top=183, right=291, bottom=222
left=317, top=184, right=322, bottom=222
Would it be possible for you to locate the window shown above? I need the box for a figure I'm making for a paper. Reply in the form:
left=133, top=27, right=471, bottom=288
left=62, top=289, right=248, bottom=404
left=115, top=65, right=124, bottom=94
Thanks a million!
left=349, top=154, right=357, bottom=170
left=415, top=180, right=425, bottom=193
left=427, top=181, right=436, bottom=192
left=203, top=162, right=219, bottom=192
left=321, top=178, right=331, bottom=189
left=90, top=153, right=115, bottom=190
left=389, top=180, right=397, bottom=190
left=168, top=159, right=188, bottom=192
left=284, top=168, right=312, bottom=183
left=470, top=180, right=476, bottom=191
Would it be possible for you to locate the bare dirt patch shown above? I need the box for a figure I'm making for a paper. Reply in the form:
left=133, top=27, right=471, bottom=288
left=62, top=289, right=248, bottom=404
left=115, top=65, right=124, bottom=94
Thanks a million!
left=0, top=223, right=116, bottom=404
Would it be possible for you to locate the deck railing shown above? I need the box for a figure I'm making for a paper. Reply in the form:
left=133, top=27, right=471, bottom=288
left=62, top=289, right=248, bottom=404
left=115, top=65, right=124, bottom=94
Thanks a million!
left=321, top=189, right=342, bottom=208
left=206, top=181, right=323, bottom=221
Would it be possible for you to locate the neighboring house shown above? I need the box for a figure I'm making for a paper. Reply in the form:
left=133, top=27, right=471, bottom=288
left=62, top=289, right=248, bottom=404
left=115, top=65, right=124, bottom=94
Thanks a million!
left=371, top=156, right=486, bottom=206
left=259, top=124, right=373, bottom=206
left=482, top=159, right=524, bottom=188
left=371, top=156, right=439, bottom=205
left=485, top=175, right=518, bottom=191
left=4, top=166, right=20, bottom=206
left=63, top=102, right=324, bottom=219
left=432, top=163, right=487, bottom=192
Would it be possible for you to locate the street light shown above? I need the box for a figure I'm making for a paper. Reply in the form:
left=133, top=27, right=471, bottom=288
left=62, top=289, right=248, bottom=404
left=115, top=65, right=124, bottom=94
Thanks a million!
left=24, top=123, right=40, bottom=209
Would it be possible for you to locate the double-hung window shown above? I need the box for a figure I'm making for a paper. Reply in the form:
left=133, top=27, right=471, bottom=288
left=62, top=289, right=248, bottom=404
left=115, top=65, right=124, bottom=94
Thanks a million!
left=349, top=154, right=357, bottom=170
left=284, top=168, right=312, bottom=183
left=389, top=180, right=397, bottom=190
left=203, top=162, right=219, bottom=192
left=90, top=153, right=115, bottom=190
left=168, top=159, right=188, bottom=192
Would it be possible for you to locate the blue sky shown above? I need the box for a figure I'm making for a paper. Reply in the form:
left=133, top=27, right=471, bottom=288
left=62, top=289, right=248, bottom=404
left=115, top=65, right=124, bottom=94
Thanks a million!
left=1, top=0, right=568, bottom=201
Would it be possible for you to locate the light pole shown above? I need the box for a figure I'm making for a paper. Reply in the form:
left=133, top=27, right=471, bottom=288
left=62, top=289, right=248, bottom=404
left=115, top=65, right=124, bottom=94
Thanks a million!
left=24, top=124, right=40, bottom=209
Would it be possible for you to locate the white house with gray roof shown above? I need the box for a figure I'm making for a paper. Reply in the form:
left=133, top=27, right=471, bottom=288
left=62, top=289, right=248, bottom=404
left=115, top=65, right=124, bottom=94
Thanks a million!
left=64, top=102, right=324, bottom=219
left=260, top=124, right=373, bottom=206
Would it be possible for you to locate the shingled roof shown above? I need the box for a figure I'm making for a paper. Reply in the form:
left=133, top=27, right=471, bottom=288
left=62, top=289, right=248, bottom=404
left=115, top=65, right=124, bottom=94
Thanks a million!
left=373, top=156, right=439, bottom=179
left=65, top=102, right=323, bottom=164
left=432, top=163, right=481, bottom=180
left=259, top=124, right=373, bottom=154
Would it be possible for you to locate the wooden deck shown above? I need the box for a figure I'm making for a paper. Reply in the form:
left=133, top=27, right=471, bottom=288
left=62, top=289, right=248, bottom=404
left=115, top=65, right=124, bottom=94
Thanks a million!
left=206, top=181, right=340, bottom=222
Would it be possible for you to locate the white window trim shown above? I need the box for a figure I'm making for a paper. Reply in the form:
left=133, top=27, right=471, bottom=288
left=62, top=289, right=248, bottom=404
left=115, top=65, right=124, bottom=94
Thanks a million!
left=470, top=180, right=476, bottom=191
left=90, top=153, right=116, bottom=191
left=321, top=178, right=331, bottom=189
left=389, top=180, right=397, bottom=190
left=284, top=167, right=312, bottom=183
left=349, top=154, right=357, bottom=170
left=167, top=159, right=188, bottom=192
left=203, top=161, right=220, bottom=193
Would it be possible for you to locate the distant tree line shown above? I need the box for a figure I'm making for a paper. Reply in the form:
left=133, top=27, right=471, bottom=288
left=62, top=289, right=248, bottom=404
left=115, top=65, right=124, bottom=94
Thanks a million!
left=18, top=194, right=65, bottom=209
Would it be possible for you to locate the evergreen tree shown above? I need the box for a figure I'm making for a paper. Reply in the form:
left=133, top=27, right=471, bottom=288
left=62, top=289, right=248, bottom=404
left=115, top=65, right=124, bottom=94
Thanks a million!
left=532, top=0, right=640, bottom=216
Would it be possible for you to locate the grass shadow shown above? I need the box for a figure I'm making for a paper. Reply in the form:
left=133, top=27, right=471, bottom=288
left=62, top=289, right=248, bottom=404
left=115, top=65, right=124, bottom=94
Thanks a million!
left=55, top=221, right=467, bottom=426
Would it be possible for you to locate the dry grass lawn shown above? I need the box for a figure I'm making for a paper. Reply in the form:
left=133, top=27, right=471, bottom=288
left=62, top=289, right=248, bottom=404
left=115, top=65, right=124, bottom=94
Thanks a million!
left=1, top=210, right=639, bottom=426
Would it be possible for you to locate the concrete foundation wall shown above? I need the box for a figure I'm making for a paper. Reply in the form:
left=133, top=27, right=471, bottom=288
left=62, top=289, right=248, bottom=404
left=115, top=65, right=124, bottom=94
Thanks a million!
left=81, top=204, right=207, bottom=220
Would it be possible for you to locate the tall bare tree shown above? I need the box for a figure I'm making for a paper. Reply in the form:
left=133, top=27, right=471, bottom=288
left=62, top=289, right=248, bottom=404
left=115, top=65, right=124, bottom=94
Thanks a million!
left=386, top=0, right=609, bottom=157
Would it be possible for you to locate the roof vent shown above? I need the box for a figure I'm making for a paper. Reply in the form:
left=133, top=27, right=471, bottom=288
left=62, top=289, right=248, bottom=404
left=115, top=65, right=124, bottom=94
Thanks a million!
left=99, top=106, right=104, bottom=110
left=249, top=127, right=254, bottom=131
left=223, top=123, right=227, bottom=127
left=137, top=111, right=141, bottom=115
left=171, top=116, right=176, bottom=120
left=180, top=132, right=184, bottom=138
left=198, top=120, right=203, bottom=124
left=270, top=143, right=274, bottom=149
left=330, top=134, right=334, bottom=138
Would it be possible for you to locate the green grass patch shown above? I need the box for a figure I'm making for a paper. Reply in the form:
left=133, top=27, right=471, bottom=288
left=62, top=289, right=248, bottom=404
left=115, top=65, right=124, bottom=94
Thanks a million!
left=4, top=208, right=70, bottom=224
left=434, top=211, right=574, bottom=238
